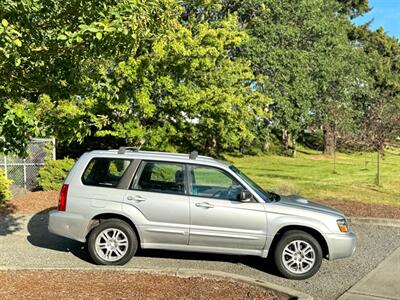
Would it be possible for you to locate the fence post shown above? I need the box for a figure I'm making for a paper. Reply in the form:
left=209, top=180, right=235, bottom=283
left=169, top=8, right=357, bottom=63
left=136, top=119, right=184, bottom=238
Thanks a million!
left=23, top=158, right=27, bottom=190
left=3, top=155, right=7, bottom=179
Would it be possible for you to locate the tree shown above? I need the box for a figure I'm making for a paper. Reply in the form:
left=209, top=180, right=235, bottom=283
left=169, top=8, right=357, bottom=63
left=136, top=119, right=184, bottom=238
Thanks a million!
left=0, top=0, right=271, bottom=156
left=351, top=27, right=400, bottom=185
left=311, top=16, right=369, bottom=158
left=183, top=0, right=371, bottom=157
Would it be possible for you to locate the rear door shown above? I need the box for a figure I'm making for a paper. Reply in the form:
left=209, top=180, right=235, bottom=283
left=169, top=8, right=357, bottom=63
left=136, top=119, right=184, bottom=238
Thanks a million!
left=124, top=161, right=190, bottom=246
left=188, top=164, right=267, bottom=250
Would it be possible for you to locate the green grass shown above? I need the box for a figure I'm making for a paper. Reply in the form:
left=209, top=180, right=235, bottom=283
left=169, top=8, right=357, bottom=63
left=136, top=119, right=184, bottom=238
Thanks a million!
left=225, top=147, right=400, bottom=206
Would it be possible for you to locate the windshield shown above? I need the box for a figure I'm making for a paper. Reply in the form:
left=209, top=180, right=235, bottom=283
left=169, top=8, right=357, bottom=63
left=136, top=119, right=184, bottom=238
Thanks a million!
left=229, top=165, right=271, bottom=202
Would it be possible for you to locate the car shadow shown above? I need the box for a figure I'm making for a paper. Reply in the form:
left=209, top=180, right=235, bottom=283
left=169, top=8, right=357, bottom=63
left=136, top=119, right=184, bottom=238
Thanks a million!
left=136, top=248, right=280, bottom=275
left=26, top=209, right=280, bottom=276
left=0, top=203, right=24, bottom=236
left=26, top=208, right=93, bottom=264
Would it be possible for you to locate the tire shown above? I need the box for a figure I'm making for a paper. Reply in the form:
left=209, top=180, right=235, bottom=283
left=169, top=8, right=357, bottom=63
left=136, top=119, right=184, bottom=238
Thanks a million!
left=87, top=218, right=138, bottom=265
left=274, top=230, right=323, bottom=280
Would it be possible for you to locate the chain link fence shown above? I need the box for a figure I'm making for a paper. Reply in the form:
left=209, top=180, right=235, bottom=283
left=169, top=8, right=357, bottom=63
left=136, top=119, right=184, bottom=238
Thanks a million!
left=0, top=138, right=55, bottom=191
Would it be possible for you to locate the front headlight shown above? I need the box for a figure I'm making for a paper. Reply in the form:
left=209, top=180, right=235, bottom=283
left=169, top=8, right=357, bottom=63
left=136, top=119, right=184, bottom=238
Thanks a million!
left=337, top=219, right=349, bottom=232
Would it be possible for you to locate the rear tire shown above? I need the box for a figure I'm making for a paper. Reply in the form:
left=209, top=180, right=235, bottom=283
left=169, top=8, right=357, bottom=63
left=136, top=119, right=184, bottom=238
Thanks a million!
left=274, top=230, right=322, bottom=280
left=88, top=218, right=138, bottom=265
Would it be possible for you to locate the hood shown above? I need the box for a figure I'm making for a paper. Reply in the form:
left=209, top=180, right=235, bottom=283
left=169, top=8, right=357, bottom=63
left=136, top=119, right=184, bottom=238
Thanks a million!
left=276, top=195, right=345, bottom=218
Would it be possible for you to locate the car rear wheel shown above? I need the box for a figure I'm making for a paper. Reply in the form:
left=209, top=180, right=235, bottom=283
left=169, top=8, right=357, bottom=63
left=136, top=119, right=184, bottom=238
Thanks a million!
left=88, top=219, right=138, bottom=265
left=274, top=230, right=323, bottom=280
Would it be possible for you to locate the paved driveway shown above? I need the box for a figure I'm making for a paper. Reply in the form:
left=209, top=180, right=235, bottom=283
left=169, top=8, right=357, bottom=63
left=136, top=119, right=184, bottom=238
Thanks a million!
left=1, top=212, right=400, bottom=300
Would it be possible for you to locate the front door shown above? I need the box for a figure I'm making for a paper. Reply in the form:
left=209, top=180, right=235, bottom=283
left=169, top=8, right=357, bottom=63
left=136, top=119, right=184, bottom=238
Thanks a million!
left=124, top=161, right=189, bottom=246
left=188, top=165, right=267, bottom=250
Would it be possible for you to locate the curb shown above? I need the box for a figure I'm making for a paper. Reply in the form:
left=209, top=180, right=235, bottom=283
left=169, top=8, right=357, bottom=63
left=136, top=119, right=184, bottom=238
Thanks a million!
left=348, top=217, right=400, bottom=227
left=0, top=266, right=313, bottom=300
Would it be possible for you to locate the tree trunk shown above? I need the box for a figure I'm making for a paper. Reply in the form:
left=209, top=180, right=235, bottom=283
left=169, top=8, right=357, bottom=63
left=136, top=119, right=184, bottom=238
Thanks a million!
left=375, top=151, right=380, bottom=186
left=323, top=125, right=335, bottom=155
left=292, top=136, right=297, bottom=158
left=333, top=124, right=337, bottom=173
left=282, top=128, right=289, bottom=156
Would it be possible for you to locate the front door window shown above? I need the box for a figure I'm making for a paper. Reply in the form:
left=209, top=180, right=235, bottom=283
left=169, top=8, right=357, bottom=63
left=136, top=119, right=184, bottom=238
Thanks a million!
left=189, top=165, right=244, bottom=201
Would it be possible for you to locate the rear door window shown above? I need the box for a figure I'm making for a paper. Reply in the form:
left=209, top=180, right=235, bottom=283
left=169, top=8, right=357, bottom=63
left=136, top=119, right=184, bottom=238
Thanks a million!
left=82, top=158, right=132, bottom=188
left=132, top=161, right=186, bottom=194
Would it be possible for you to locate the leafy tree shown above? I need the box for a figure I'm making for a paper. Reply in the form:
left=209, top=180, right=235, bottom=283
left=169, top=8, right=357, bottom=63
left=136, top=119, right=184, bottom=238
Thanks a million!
left=183, top=0, right=371, bottom=157
left=0, top=0, right=270, bottom=156
left=350, top=27, right=400, bottom=185
left=311, top=14, right=369, bottom=159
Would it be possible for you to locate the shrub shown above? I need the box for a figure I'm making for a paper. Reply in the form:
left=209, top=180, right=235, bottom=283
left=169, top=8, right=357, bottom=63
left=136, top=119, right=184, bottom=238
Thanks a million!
left=0, top=169, right=13, bottom=205
left=38, top=158, right=76, bottom=191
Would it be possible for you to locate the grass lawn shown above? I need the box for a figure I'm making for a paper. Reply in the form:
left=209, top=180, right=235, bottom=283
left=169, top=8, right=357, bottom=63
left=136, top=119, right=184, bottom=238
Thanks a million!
left=225, top=147, right=400, bottom=206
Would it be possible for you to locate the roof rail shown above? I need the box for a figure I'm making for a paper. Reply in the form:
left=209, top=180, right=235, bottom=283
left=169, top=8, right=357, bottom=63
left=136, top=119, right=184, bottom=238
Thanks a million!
left=189, top=151, right=198, bottom=159
left=118, top=147, right=139, bottom=154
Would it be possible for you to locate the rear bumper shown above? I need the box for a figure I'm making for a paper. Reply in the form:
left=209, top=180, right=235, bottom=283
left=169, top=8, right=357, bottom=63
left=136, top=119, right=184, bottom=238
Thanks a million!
left=48, top=210, right=88, bottom=242
left=326, top=231, right=356, bottom=260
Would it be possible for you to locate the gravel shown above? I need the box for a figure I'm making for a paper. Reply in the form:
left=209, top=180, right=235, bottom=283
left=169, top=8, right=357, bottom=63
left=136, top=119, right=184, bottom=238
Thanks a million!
left=1, top=213, right=400, bottom=300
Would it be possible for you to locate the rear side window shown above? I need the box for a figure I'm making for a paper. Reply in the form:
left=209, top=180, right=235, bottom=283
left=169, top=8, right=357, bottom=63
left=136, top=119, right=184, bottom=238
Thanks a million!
left=132, top=161, right=185, bottom=194
left=82, top=158, right=132, bottom=188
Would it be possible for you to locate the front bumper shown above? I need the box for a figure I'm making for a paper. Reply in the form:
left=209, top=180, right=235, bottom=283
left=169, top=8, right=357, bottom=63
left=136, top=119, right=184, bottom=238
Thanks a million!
left=48, top=210, right=88, bottom=242
left=325, top=231, right=356, bottom=260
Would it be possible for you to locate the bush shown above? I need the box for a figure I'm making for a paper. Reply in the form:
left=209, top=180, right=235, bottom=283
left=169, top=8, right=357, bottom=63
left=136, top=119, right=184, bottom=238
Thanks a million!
left=0, top=169, right=13, bottom=205
left=38, top=158, right=76, bottom=191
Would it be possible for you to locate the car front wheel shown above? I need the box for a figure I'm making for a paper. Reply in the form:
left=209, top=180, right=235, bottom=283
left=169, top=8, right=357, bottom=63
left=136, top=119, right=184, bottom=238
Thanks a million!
left=274, top=230, right=323, bottom=280
left=88, top=219, right=138, bottom=265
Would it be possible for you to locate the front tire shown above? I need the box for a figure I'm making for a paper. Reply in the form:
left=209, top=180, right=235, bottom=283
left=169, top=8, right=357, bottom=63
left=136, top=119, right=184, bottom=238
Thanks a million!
left=88, top=219, right=138, bottom=265
left=274, top=230, right=323, bottom=280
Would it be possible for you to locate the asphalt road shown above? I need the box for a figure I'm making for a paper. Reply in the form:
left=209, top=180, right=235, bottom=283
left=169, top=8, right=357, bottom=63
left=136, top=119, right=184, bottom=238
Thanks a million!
left=1, top=213, right=400, bottom=300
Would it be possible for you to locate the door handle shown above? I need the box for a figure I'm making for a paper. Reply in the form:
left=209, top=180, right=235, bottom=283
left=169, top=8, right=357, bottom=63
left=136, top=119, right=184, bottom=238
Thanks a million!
left=127, top=195, right=146, bottom=202
left=195, top=202, right=214, bottom=209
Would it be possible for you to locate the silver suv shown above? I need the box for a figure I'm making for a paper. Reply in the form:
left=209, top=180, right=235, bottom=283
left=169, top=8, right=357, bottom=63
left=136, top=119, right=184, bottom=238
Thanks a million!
left=49, top=148, right=356, bottom=279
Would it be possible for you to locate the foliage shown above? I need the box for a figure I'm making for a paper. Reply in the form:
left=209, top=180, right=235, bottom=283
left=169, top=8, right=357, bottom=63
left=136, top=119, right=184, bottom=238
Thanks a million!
left=307, top=2, right=371, bottom=171
left=0, top=169, right=13, bottom=205
left=348, top=27, right=400, bottom=184
left=0, top=100, right=41, bottom=157
left=0, top=0, right=271, bottom=156
left=38, top=158, right=75, bottom=191
left=183, top=0, right=374, bottom=156
left=1, top=0, right=399, bottom=164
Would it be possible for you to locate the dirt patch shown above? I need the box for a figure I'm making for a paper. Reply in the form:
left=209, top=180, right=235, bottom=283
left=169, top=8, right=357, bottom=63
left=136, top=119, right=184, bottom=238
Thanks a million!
left=0, top=270, right=286, bottom=300
left=0, top=191, right=58, bottom=215
left=319, top=200, right=400, bottom=219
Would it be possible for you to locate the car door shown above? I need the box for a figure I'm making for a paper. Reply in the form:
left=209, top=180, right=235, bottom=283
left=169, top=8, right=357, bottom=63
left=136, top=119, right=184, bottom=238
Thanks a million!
left=188, top=164, right=267, bottom=250
left=124, top=161, right=190, bottom=246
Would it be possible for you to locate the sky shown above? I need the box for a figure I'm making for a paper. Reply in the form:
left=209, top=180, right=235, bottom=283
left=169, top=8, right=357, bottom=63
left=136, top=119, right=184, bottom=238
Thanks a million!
left=353, top=0, right=400, bottom=39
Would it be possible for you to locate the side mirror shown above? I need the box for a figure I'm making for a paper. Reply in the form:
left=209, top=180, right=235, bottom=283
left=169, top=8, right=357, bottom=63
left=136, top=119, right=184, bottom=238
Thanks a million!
left=239, top=190, right=253, bottom=202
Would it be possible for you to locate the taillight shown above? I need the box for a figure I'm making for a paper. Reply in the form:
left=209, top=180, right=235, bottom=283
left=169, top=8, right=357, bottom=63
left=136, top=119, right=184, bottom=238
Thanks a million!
left=58, top=184, right=69, bottom=211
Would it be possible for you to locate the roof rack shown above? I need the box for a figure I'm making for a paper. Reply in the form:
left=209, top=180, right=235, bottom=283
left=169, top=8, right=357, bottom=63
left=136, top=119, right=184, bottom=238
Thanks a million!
left=118, top=147, right=139, bottom=154
left=189, top=151, right=198, bottom=159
